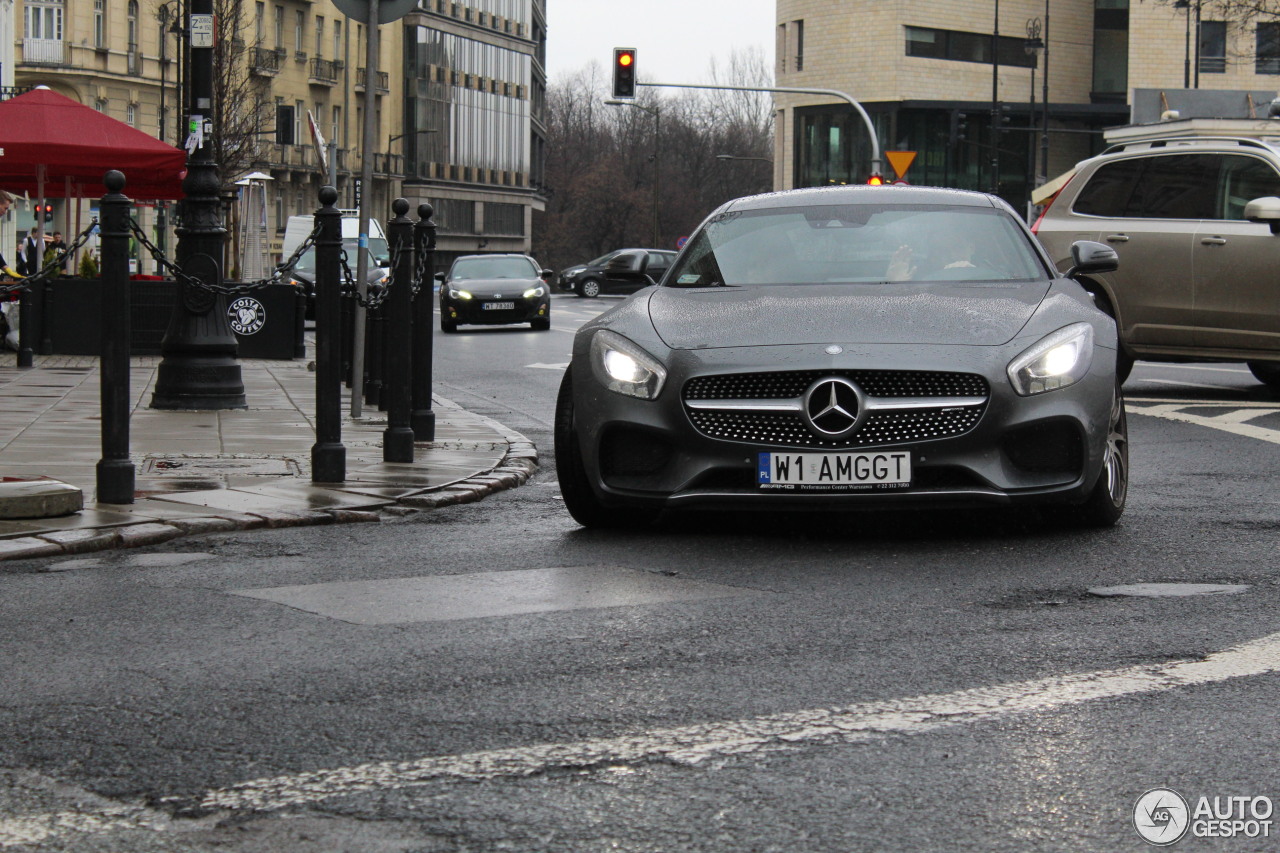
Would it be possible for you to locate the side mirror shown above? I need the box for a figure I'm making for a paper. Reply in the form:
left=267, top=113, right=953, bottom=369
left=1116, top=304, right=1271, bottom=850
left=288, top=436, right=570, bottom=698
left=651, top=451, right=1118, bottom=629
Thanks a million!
left=540, top=268, right=554, bottom=280
left=1244, top=196, right=1280, bottom=234
left=1065, top=240, right=1119, bottom=278
left=433, top=271, right=445, bottom=281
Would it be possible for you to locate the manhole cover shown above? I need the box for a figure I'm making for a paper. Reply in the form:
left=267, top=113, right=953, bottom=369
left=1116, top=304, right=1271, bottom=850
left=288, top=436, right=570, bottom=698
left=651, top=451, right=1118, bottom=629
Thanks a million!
left=1089, top=583, right=1249, bottom=598
left=142, top=456, right=301, bottom=476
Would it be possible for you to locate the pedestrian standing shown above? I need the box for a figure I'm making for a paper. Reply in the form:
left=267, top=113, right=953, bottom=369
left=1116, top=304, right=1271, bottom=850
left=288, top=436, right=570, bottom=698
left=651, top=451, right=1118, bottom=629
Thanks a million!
left=19, top=230, right=40, bottom=277
left=0, top=191, right=14, bottom=277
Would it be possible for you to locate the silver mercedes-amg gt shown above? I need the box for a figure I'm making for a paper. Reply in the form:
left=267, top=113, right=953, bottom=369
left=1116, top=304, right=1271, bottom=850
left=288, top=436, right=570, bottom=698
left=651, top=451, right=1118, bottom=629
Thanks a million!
left=555, top=185, right=1128, bottom=528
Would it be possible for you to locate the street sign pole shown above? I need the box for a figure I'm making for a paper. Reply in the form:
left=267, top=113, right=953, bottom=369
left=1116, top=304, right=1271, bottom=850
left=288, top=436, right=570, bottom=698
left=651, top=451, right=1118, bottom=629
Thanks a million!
left=348, top=0, right=378, bottom=417
left=333, top=0, right=416, bottom=418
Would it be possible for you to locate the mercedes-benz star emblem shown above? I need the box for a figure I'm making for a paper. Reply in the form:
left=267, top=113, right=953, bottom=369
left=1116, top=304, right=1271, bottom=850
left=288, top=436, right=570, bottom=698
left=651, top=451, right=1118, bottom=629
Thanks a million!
left=802, top=377, right=864, bottom=439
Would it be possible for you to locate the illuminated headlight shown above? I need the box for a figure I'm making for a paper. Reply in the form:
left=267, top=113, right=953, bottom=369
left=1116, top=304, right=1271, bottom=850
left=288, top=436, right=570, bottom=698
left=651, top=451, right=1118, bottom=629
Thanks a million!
left=1007, top=322, right=1095, bottom=395
left=523, top=286, right=547, bottom=299
left=590, top=330, right=667, bottom=400
left=449, top=289, right=473, bottom=300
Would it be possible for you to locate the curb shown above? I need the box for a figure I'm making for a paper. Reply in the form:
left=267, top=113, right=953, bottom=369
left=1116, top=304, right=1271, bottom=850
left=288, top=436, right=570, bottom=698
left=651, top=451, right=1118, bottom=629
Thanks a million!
left=0, top=424, right=538, bottom=565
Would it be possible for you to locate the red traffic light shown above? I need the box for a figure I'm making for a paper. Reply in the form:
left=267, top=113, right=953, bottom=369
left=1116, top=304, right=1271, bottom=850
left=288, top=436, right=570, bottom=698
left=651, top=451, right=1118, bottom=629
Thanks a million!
left=612, top=47, right=637, bottom=98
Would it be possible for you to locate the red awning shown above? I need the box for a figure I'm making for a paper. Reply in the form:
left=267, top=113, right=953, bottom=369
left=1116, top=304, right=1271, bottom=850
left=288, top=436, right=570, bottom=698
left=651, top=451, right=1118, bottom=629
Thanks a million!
left=0, top=87, right=186, bottom=200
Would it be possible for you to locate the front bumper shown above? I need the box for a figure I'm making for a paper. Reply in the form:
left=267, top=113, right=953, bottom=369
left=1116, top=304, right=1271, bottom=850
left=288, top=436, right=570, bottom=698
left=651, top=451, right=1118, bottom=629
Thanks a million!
left=442, top=296, right=550, bottom=326
left=570, top=342, right=1118, bottom=513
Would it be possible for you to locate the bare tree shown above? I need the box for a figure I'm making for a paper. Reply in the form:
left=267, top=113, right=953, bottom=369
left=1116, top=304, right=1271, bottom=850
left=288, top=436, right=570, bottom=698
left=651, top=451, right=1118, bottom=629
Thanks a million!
left=211, top=0, right=271, bottom=187
left=533, top=49, right=775, bottom=275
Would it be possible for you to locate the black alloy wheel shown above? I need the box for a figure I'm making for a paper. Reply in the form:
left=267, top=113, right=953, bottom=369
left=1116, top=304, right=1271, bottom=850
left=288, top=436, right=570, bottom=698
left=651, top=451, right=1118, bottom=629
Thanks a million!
left=1075, top=387, right=1128, bottom=527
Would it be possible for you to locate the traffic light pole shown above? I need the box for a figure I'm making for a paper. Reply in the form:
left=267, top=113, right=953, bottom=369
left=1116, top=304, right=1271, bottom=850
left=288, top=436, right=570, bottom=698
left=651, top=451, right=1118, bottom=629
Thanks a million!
left=638, top=82, right=882, bottom=179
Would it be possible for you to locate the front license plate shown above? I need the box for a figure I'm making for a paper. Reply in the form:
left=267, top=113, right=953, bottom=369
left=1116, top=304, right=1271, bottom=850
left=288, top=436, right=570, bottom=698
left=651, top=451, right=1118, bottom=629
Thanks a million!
left=757, top=451, right=911, bottom=491
left=482, top=301, right=515, bottom=310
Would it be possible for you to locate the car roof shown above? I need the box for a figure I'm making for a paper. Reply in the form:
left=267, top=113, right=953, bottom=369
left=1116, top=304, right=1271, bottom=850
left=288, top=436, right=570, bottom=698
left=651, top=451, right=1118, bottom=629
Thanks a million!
left=1098, top=135, right=1280, bottom=157
left=453, top=253, right=534, bottom=261
left=717, top=184, right=1003, bottom=215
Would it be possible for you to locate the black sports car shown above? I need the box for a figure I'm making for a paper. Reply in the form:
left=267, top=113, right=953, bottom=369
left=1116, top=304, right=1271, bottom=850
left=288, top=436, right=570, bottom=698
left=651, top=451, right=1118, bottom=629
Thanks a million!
left=555, top=185, right=1129, bottom=528
left=437, top=254, right=553, bottom=332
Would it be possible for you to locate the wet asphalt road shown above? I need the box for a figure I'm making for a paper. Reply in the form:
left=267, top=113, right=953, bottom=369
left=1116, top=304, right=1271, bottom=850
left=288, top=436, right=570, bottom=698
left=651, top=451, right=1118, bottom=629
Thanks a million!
left=1, top=294, right=1279, bottom=852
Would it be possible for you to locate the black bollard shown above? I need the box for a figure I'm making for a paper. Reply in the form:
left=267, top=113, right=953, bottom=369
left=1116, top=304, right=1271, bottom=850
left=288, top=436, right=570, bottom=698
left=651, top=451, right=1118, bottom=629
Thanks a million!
left=341, top=293, right=353, bottom=386
left=364, top=301, right=384, bottom=408
left=39, top=280, right=53, bottom=355
left=383, top=199, right=415, bottom=462
left=311, top=186, right=346, bottom=483
left=15, top=284, right=33, bottom=368
left=96, top=170, right=136, bottom=504
left=410, top=203, right=436, bottom=441
left=293, top=287, right=306, bottom=359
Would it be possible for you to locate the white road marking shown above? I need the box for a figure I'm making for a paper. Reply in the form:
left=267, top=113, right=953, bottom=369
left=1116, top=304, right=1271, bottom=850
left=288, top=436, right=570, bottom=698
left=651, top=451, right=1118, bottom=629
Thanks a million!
left=9, top=630, right=1280, bottom=846
left=196, top=631, right=1280, bottom=810
left=0, top=807, right=171, bottom=848
left=1128, top=400, right=1280, bottom=445
left=526, top=362, right=569, bottom=370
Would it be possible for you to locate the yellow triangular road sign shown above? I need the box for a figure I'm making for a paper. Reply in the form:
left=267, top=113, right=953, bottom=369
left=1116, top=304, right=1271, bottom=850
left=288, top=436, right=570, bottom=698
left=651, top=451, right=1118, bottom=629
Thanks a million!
left=885, top=150, right=917, bottom=180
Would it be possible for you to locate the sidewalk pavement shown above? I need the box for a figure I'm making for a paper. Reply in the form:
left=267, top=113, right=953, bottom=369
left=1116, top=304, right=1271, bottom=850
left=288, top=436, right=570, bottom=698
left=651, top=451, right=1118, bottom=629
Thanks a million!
left=0, top=353, right=537, bottom=562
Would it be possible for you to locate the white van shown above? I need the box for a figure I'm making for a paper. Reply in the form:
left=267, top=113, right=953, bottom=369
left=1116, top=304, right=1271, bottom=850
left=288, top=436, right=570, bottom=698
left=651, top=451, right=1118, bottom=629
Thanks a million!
left=282, top=211, right=390, bottom=317
left=281, top=210, right=388, bottom=264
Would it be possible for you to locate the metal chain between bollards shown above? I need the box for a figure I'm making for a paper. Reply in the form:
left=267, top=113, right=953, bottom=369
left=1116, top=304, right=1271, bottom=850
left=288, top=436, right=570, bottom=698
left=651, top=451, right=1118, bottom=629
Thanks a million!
left=129, top=217, right=322, bottom=296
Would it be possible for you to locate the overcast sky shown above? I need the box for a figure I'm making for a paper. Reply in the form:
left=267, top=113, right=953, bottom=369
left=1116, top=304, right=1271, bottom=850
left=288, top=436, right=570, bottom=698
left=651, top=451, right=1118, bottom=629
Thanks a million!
left=544, top=0, right=776, bottom=85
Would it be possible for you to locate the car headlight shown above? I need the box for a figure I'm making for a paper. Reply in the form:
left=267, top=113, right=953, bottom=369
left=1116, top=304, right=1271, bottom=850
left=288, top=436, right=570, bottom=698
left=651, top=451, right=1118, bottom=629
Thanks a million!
left=1007, top=322, right=1095, bottom=396
left=590, top=330, right=667, bottom=400
left=449, top=288, right=473, bottom=300
left=523, top=286, right=547, bottom=299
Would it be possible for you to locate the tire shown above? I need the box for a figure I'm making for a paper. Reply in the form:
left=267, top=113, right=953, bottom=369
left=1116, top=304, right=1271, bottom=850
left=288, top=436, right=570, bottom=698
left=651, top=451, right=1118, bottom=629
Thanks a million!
left=440, top=316, right=458, bottom=333
left=531, top=317, right=551, bottom=331
left=554, top=370, right=659, bottom=529
left=1247, top=361, right=1280, bottom=390
left=578, top=278, right=602, bottom=298
left=1075, top=388, right=1129, bottom=527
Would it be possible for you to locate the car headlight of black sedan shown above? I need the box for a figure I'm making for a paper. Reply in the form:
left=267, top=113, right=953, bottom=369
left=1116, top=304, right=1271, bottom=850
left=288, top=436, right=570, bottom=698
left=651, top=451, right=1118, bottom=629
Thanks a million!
left=555, top=185, right=1128, bottom=531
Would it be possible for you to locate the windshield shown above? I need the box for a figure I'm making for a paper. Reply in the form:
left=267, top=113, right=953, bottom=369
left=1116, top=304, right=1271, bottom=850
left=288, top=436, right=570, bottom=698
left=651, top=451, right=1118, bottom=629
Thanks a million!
left=294, top=237, right=389, bottom=275
left=450, top=257, right=538, bottom=280
left=666, top=204, right=1048, bottom=287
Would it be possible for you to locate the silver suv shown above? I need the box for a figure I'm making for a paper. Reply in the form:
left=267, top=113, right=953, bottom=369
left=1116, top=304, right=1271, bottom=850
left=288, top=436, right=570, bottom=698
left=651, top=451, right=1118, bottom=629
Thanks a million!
left=1034, top=135, right=1280, bottom=387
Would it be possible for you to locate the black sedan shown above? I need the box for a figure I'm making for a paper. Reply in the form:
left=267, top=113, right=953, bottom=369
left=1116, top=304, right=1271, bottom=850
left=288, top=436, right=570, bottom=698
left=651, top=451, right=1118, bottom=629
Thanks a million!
left=560, top=248, right=676, bottom=297
left=555, top=185, right=1129, bottom=528
left=437, top=254, right=553, bottom=333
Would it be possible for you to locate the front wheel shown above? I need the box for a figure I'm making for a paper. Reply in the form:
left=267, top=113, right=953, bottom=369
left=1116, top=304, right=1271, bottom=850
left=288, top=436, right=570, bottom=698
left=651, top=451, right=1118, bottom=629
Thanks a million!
left=554, top=370, right=659, bottom=529
left=1247, top=361, right=1280, bottom=390
left=440, top=316, right=458, bottom=333
left=1075, top=388, right=1129, bottom=527
left=531, top=317, right=551, bottom=331
left=577, top=278, right=601, bottom=298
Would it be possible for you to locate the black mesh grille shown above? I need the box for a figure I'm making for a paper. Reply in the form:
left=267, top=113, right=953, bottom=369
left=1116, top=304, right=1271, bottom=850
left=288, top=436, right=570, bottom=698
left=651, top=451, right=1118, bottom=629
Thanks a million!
left=685, top=370, right=989, bottom=400
left=683, top=370, right=989, bottom=449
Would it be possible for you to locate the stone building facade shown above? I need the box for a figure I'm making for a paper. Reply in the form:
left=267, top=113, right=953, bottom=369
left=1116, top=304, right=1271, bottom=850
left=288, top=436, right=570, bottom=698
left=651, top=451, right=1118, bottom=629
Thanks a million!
left=774, top=0, right=1280, bottom=212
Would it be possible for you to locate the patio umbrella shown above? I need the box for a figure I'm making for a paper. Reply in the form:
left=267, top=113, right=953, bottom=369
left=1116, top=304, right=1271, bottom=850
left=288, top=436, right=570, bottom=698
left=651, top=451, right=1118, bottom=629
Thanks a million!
left=0, top=87, right=187, bottom=200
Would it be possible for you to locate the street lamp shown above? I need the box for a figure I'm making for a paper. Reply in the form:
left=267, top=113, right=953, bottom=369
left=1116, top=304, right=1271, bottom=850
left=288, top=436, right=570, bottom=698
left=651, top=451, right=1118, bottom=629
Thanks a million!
left=605, top=98, right=661, bottom=247
left=716, top=154, right=773, bottom=194
left=387, top=128, right=437, bottom=174
left=1024, top=19, right=1046, bottom=216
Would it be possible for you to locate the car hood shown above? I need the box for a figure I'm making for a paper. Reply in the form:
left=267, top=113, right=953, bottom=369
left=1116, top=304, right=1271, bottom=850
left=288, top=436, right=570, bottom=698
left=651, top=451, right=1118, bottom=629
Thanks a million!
left=647, top=282, right=1051, bottom=350
left=450, top=278, right=541, bottom=295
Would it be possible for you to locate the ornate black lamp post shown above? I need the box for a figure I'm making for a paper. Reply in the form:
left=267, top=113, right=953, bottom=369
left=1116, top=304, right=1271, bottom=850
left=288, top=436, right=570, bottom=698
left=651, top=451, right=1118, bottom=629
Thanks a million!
left=150, top=0, right=246, bottom=409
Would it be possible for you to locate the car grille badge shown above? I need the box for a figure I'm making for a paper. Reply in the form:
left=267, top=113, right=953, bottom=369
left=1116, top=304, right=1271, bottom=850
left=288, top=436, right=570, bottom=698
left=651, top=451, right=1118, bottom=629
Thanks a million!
left=802, top=377, right=865, bottom=440
left=824, top=345, right=843, bottom=355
